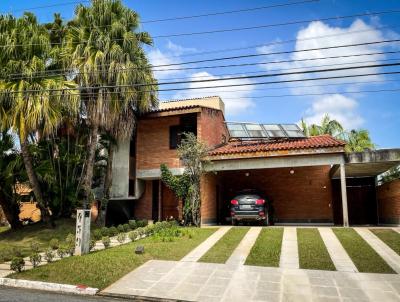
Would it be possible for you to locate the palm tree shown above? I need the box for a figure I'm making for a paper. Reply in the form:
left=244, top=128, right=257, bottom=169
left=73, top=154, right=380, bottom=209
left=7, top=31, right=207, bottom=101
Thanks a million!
left=64, top=0, right=158, bottom=208
left=0, top=13, right=79, bottom=223
left=301, top=114, right=344, bottom=137
left=344, top=129, right=375, bottom=153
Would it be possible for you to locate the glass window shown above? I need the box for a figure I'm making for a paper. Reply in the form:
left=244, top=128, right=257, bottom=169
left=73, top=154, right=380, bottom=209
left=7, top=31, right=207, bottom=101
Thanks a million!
left=262, top=124, right=286, bottom=137
left=245, top=124, right=267, bottom=137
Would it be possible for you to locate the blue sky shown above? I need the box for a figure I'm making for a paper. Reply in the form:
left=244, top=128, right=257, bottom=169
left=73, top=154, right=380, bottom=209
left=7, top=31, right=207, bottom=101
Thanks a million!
left=1, top=0, right=400, bottom=148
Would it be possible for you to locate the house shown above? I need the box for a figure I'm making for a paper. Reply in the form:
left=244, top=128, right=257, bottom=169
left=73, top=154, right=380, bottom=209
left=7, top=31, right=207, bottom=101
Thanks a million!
left=108, top=96, right=400, bottom=226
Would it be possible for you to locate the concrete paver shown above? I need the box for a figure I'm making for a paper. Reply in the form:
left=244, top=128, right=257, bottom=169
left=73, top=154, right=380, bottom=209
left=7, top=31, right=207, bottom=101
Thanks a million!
left=101, top=259, right=400, bottom=302
left=181, top=226, right=231, bottom=262
left=355, top=228, right=400, bottom=273
left=279, top=227, right=299, bottom=269
left=225, top=227, right=261, bottom=266
left=318, top=228, right=358, bottom=272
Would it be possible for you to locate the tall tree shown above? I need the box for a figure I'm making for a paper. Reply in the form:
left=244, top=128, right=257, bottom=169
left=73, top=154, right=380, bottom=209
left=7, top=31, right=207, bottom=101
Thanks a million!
left=301, top=114, right=344, bottom=137
left=344, top=129, right=375, bottom=153
left=0, top=13, right=79, bottom=223
left=64, top=0, right=157, bottom=208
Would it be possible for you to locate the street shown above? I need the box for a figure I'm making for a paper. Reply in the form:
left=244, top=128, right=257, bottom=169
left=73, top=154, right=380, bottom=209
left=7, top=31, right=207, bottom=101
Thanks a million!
left=0, top=287, right=127, bottom=302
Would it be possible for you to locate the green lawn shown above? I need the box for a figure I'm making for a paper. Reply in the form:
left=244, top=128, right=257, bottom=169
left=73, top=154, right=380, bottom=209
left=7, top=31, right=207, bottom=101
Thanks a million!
left=0, top=226, right=9, bottom=234
left=245, top=228, right=283, bottom=267
left=199, top=227, right=249, bottom=264
left=0, top=219, right=78, bottom=263
left=297, top=228, right=335, bottom=271
left=10, top=227, right=216, bottom=289
left=333, top=228, right=395, bottom=274
left=370, top=229, right=400, bottom=256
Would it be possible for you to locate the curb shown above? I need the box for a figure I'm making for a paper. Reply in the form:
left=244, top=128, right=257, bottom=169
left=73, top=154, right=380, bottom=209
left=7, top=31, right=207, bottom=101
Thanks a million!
left=98, top=292, right=188, bottom=301
left=0, top=278, right=98, bottom=295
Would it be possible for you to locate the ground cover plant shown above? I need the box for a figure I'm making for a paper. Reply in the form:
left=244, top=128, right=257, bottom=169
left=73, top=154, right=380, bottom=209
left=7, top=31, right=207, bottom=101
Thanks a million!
left=333, top=228, right=395, bottom=273
left=245, top=228, right=283, bottom=267
left=199, top=227, right=249, bottom=263
left=10, top=227, right=216, bottom=289
left=297, top=228, right=335, bottom=271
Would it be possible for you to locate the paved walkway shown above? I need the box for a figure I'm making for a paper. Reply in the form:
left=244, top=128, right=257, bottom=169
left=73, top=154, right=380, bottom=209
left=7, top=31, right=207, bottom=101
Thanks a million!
left=318, top=228, right=358, bottom=272
left=101, top=259, right=400, bottom=302
left=181, top=226, right=232, bottom=262
left=279, top=227, right=299, bottom=269
left=393, top=227, right=400, bottom=234
left=226, top=227, right=261, bottom=266
left=355, top=228, right=400, bottom=274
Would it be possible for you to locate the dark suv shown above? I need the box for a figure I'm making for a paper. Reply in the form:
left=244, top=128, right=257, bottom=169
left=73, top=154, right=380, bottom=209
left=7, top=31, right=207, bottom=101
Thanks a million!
left=230, top=190, right=268, bottom=225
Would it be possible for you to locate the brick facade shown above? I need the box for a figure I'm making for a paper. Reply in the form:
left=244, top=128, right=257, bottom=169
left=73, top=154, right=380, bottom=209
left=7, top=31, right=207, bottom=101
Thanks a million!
left=377, top=179, right=400, bottom=224
left=201, top=173, right=218, bottom=225
left=197, top=108, right=228, bottom=148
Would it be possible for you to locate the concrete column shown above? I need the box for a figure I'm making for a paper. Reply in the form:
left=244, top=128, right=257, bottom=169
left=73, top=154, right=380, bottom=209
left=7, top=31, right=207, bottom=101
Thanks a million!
left=75, top=209, right=91, bottom=255
left=340, top=163, right=349, bottom=227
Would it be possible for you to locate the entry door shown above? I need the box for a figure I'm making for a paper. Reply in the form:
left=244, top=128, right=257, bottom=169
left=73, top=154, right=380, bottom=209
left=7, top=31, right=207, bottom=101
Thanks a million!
left=152, top=180, right=160, bottom=222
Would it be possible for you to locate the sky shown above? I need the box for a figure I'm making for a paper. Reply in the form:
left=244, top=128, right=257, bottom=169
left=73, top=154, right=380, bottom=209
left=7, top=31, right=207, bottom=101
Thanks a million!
left=1, top=0, right=400, bottom=148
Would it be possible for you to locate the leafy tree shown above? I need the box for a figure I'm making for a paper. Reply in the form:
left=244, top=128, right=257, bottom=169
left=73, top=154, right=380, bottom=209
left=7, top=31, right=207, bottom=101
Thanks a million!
left=344, top=129, right=375, bottom=153
left=0, top=131, right=24, bottom=229
left=301, top=114, right=344, bottom=137
left=380, top=165, right=400, bottom=184
left=161, top=133, right=208, bottom=226
left=0, top=13, right=79, bottom=223
left=64, top=0, right=157, bottom=208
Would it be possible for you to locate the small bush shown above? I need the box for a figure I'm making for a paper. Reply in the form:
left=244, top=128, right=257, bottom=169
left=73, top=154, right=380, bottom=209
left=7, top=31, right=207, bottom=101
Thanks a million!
left=102, top=236, right=111, bottom=248
left=100, top=227, right=109, bottom=237
left=109, top=226, right=118, bottom=237
left=65, top=234, right=75, bottom=256
left=49, top=238, right=59, bottom=250
left=30, top=241, right=40, bottom=253
left=128, top=220, right=137, bottom=230
left=136, top=227, right=145, bottom=237
left=92, top=229, right=102, bottom=241
left=10, top=257, right=24, bottom=272
left=128, top=231, right=138, bottom=242
left=29, top=253, right=42, bottom=268
left=117, top=224, right=125, bottom=233
left=136, top=220, right=148, bottom=228
left=44, top=248, right=54, bottom=263
left=57, top=245, right=68, bottom=258
left=89, top=239, right=97, bottom=251
left=123, top=223, right=130, bottom=232
left=117, top=233, right=126, bottom=244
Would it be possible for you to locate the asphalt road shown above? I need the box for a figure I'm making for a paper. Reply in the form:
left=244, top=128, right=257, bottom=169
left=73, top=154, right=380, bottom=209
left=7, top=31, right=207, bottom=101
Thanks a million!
left=0, top=287, right=129, bottom=302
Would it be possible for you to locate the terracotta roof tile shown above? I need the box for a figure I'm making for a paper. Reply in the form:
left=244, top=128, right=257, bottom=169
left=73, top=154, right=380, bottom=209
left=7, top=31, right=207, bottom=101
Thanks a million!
left=208, top=135, right=345, bottom=156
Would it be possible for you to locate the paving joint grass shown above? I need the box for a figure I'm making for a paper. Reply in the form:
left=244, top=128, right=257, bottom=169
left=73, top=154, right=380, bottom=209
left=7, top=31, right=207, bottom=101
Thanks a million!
left=297, top=228, right=335, bottom=271
left=333, top=228, right=395, bottom=274
left=245, top=227, right=283, bottom=267
left=199, top=227, right=249, bottom=264
left=370, top=229, right=400, bottom=256
left=9, top=227, right=216, bottom=289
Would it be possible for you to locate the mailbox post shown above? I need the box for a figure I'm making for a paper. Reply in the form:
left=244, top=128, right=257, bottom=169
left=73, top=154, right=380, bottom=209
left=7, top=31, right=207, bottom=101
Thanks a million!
left=75, top=209, right=91, bottom=255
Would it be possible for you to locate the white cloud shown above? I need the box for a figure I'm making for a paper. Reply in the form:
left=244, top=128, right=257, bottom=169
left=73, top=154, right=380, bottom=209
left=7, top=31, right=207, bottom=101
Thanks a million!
left=304, top=94, right=364, bottom=129
left=172, top=71, right=256, bottom=115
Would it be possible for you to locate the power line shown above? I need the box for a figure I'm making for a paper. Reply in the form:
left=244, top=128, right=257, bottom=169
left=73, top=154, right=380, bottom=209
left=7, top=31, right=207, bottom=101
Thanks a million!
left=2, top=69, right=400, bottom=95
left=152, top=9, right=400, bottom=38
left=4, top=39, right=400, bottom=79
left=2, top=1, right=89, bottom=13
left=2, top=9, right=400, bottom=48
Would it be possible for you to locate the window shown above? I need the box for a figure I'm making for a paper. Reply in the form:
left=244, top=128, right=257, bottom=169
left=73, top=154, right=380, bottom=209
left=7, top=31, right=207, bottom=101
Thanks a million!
left=169, top=114, right=197, bottom=149
left=169, top=125, right=181, bottom=149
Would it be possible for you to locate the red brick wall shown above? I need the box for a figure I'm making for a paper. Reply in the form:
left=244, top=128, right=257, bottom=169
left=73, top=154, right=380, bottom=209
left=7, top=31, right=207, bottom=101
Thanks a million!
left=197, top=108, right=228, bottom=148
left=162, top=184, right=181, bottom=220
left=377, top=179, right=400, bottom=224
left=201, top=173, right=219, bottom=225
left=136, top=116, right=182, bottom=170
left=215, top=166, right=333, bottom=223
left=134, top=180, right=153, bottom=220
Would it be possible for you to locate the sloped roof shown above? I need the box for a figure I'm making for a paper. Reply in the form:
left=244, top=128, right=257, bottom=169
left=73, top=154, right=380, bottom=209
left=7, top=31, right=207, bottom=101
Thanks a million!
left=208, top=135, right=345, bottom=156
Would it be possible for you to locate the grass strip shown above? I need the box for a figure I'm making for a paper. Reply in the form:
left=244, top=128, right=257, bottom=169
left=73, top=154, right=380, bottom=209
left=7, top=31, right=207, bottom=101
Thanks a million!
left=245, top=228, right=283, bottom=267
left=199, top=227, right=249, bottom=264
left=370, top=229, right=400, bottom=256
left=297, top=228, right=335, bottom=271
left=333, top=228, right=395, bottom=274
left=10, top=227, right=216, bottom=289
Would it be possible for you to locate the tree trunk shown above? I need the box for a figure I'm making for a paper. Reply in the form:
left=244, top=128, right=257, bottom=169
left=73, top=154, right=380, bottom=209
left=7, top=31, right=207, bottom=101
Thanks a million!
left=81, top=124, right=99, bottom=209
left=97, top=144, right=114, bottom=226
left=20, top=138, right=52, bottom=224
left=0, top=195, right=22, bottom=229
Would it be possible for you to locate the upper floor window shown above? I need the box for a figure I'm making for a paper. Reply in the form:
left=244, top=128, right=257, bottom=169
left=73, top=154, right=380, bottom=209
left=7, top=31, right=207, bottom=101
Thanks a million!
left=169, top=114, right=197, bottom=149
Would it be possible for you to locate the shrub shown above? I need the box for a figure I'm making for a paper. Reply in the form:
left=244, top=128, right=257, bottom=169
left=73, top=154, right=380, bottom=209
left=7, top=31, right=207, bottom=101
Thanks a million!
left=29, top=252, right=42, bottom=268
left=89, top=239, right=97, bottom=251
left=0, top=248, right=13, bottom=263
left=102, top=236, right=111, bottom=248
left=12, top=247, right=22, bottom=258
left=128, top=220, right=137, bottom=230
left=100, top=227, right=109, bottom=237
left=57, top=245, right=68, bottom=258
left=128, top=231, right=138, bottom=242
left=123, top=223, right=130, bottom=232
left=136, top=220, right=148, bottom=228
left=117, top=233, right=126, bottom=244
left=65, top=234, right=75, bottom=256
left=117, top=224, right=125, bottom=233
left=10, top=257, right=24, bottom=272
left=136, top=227, right=145, bottom=237
left=30, top=241, right=40, bottom=253
left=109, top=226, right=118, bottom=237
left=44, top=248, right=54, bottom=263
left=92, top=229, right=102, bottom=241
left=49, top=238, right=59, bottom=250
